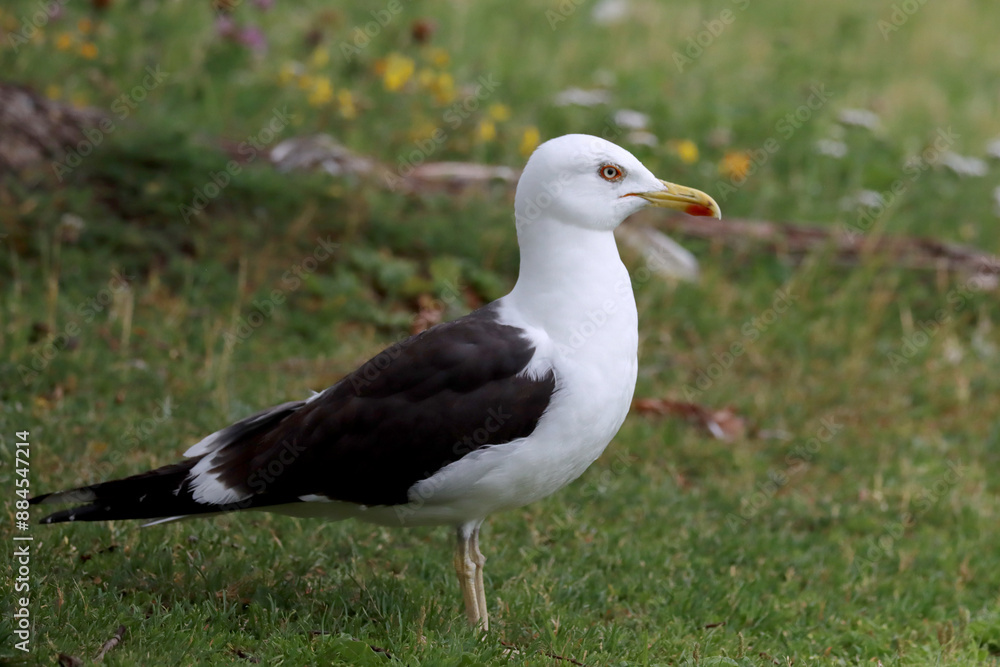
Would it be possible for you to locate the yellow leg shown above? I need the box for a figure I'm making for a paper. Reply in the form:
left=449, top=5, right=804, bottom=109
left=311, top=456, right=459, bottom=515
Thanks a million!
left=455, top=524, right=489, bottom=631
left=470, top=526, right=489, bottom=629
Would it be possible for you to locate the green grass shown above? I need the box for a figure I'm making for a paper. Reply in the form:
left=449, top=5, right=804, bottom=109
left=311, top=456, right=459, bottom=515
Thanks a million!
left=2, top=0, right=1000, bottom=664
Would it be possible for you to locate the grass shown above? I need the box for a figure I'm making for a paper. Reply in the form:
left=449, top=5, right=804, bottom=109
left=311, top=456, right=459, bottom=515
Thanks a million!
left=2, top=0, right=1000, bottom=664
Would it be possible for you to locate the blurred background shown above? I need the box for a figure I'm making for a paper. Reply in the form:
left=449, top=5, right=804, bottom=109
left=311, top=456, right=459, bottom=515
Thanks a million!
left=1, top=0, right=999, bottom=664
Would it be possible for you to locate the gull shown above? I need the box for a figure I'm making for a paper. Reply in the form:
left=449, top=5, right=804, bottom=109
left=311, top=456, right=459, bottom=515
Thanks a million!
left=32, top=134, right=720, bottom=630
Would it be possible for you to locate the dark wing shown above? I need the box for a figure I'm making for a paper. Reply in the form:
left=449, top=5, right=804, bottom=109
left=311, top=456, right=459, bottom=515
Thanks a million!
left=33, top=303, right=556, bottom=522
left=209, top=302, right=556, bottom=506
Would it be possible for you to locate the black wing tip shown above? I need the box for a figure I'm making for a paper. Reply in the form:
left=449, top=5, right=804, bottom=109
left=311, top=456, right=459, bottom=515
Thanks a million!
left=29, top=492, right=52, bottom=506
left=37, top=508, right=81, bottom=524
left=30, top=491, right=71, bottom=523
left=31, top=489, right=99, bottom=523
left=36, top=503, right=161, bottom=524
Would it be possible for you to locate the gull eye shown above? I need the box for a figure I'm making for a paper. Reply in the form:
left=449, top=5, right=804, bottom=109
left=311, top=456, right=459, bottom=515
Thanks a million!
left=599, top=164, right=624, bottom=182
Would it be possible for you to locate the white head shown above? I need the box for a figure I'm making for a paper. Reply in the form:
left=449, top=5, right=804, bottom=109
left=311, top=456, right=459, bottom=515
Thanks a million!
left=514, top=134, right=720, bottom=233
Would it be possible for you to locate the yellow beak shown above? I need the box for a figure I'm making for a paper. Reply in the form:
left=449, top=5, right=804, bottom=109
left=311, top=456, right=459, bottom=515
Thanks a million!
left=629, top=179, right=722, bottom=219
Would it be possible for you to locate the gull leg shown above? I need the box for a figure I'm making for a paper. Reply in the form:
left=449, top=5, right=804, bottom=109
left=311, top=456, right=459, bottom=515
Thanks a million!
left=454, top=525, right=484, bottom=629
left=470, top=526, right=489, bottom=631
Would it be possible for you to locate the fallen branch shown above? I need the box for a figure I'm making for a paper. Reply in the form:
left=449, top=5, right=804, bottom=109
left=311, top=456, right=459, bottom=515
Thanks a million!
left=641, top=212, right=1000, bottom=284
left=633, top=398, right=748, bottom=441
left=500, top=640, right=588, bottom=666
left=94, top=625, right=126, bottom=662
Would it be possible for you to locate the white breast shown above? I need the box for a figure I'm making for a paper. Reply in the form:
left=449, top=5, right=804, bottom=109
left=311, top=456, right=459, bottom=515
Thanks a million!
left=390, top=254, right=640, bottom=527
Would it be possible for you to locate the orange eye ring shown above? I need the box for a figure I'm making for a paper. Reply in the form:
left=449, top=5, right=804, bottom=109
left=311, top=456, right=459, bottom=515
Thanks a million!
left=599, top=164, right=624, bottom=182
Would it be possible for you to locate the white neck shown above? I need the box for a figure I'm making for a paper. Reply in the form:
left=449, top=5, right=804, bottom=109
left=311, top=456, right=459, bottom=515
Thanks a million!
left=506, top=218, right=638, bottom=350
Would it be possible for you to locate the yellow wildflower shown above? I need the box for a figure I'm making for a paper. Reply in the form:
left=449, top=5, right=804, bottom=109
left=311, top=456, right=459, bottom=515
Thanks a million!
left=55, top=32, right=73, bottom=51
left=307, top=77, right=334, bottom=106
left=296, top=73, right=315, bottom=90
left=476, top=119, right=496, bottom=143
left=79, top=42, right=98, bottom=59
left=417, top=67, right=435, bottom=88
left=488, top=104, right=511, bottom=122
left=309, top=47, right=329, bottom=68
left=427, top=47, right=450, bottom=68
left=70, top=93, right=90, bottom=108
left=669, top=139, right=699, bottom=164
left=45, top=84, right=61, bottom=100
left=382, top=53, right=415, bottom=92
left=338, top=89, right=357, bottom=120
left=410, top=120, right=438, bottom=142
left=278, top=61, right=302, bottom=86
left=77, top=17, right=94, bottom=34
left=430, top=72, right=455, bottom=105
left=519, top=126, right=541, bottom=157
left=719, top=151, right=752, bottom=181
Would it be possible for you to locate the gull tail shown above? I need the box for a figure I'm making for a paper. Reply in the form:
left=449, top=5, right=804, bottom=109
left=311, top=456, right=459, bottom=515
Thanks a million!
left=30, top=458, right=223, bottom=524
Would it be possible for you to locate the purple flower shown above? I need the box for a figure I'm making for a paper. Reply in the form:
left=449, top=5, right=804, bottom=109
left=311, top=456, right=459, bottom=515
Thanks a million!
left=215, top=15, right=237, bottom=39
left=252, top=0, right=274, bottom=10
left=238, top=25, right=268, bottom=54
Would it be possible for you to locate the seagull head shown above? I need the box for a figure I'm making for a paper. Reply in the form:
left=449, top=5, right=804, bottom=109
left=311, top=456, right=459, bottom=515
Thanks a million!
left=514, top=134, right=721, bottom=233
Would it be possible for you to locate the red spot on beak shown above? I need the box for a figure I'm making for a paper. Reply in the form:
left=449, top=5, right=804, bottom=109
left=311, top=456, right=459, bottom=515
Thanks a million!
left=685, top=204, right=714, bottom=217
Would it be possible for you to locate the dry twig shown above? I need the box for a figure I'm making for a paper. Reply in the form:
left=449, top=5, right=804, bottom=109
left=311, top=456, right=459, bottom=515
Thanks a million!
left=94, top=625, right=126, bottom=662
left=500, top=640, right=588, bottom=666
